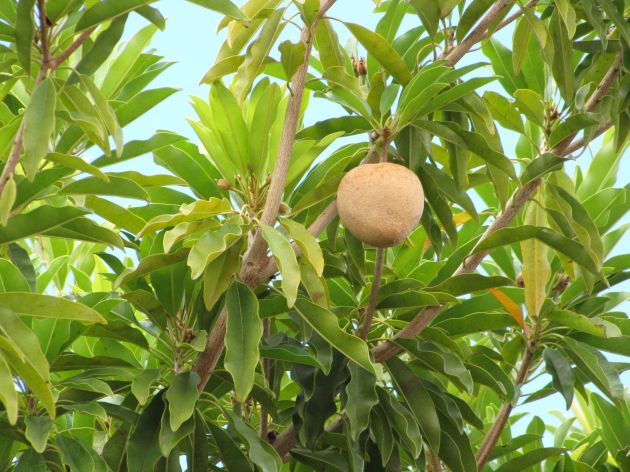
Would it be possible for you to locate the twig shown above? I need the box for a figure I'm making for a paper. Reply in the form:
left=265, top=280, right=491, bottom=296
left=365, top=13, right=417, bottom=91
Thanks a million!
left=193, top=0, right=338, bottom=392
left=48, top=27, right=97, bottom=69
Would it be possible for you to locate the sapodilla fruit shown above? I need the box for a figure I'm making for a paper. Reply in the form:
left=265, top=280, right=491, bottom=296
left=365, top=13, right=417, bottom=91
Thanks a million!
left=337, top=163, right=424, bottom=248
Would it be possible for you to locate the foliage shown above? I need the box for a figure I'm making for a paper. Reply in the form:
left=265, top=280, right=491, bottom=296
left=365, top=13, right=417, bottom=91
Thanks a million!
left=0, top=0, right=628, bottom=471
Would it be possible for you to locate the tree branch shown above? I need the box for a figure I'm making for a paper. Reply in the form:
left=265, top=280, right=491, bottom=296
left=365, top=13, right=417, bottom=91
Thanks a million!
left=48, top=27, right=97, bottom=70
left=445, top=0, right=514, bottom=65
left=475, top=342, right=535, bottom=469
left=193, top=0, right=337, bottom=392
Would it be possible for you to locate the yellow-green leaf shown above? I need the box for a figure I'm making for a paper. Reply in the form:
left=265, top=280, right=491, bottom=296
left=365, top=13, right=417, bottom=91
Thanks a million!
left=520, top=200, right=550, bottom=317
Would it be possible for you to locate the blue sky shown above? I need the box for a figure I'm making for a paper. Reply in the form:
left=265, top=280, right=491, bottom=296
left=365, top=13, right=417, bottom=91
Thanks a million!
left=118, top=1, right=629, bottom=436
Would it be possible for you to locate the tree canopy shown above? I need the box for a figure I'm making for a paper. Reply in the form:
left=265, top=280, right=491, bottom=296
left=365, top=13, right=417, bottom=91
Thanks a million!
left=0, top=0, right=628, bottom=470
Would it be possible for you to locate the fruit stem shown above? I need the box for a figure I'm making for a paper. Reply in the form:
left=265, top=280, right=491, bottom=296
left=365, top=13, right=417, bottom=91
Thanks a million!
left=357, top=247, right=385, bottom=340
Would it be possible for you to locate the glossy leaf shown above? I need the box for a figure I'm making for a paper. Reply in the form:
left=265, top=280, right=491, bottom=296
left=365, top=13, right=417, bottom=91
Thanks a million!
left=23, top=78, right=56, bottom=179
left=473, top=225, right=600, bottom=275
left=165, top=372, right=201, bottom=431
left=224, top=281, right=263, bottom=403
left=261, top=224, right=300, bottom=307
left=387, top=357, right=441, bottom=452
left=293, top=298, right=374, bottom=374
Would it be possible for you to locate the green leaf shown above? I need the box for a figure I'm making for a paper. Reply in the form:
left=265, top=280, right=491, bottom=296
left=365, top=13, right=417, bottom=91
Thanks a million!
left=24, top=416, right=52, bottom=453
left=165, top=372, right=200, bottom=431
left=207, top=423, right=253, bottom=471
left=226, top=410, right=281, bottom=472
left=234, top=8, right=285, bottom=102
left=57, top=434, right=108, bottom=471
left=521, top=200, right=550, bottom=317
left=261, top=225, right=300, bottom=308
left=547, top=310, right=615, bottom=338
left=590, top=393, right=630, bottom=452
left=520, top=153, right=566, bottom=184
left=203, top=243, right=241, bottom=310
left=84, top=196, right=146, bottom=233
left=201, top=55, right=245, bottom=84
left=186, top=0, right=247, bottom=20
left=15, top=0, right=35, bottom=73
left=0, top=305, right=51, bottom=402
left=549, top=10, right=574, bottom=103
left=314, top=18, right=345, bottom=70
left=260, top=337, right=325, bottom=370
left=549, top=113, right=599, bottom=148
left=0, top=292, right=105, bottom=323
left=483, top=91, right=524, bottom=133
left=70, top=15, right=127, bottom=81
left=207, top=82, right=250, bottom=173
left=408, top=0, right=440, bottom=37
left=278, top=40, right=306, bottom=81
left=345, top=362, right=378, bottom=442
left=413, top=120, right=517, bottom=179
left=512, top=18, right=532, bottom=74
left=514, top=89, right=545, bottom=127
left=23, top=78, right=57, bottom=179
left=131, top=369, right=160, bottom=406
left=116, top=249, right=189, bottom=286
left=429, top=274, right=514, bottom=296
left=42, top=217, right=124, bottom=249
left=599, top=1, right=630, bottom=48
left=543, top=347, right=575, bottom=409
left=280, top=219, right=324, bottom=276
left=101, top=23, right=158, bottom=98
left=76, top=0, right=156, bottom=32
left=344, top=22, right=412, bottom=85
left=563, top=338, right=623, bottom=401
left=127, top=392, right=164, bottom=472
left=418, top=76, right=497, bottom=116
left=387, top=357, right=441, bottom=452
left=59, top=175, right=149, bottom=200
left=481, top=39, right=527, bottom=95
left=293, top=297, right=374, bottom=374
left=0, top=354, right=17, bottom=424
left=46, top=153, right=109, bottom=182
left=457, top=0, right=494, bottom=41
left=225, top=281, right=263, bottom=403
left=14, top=450, right=46, bottom=472
left=494, top=448, right=566, bottom=472
left=116, top=87, right=180, bottom=127
left=159, top=408, right=195, bottom=458
left=473, top=225, right=600, bottom=275
left=0, top=177, right=16, bottom=226
left=188, top=223, right=242, bottom=279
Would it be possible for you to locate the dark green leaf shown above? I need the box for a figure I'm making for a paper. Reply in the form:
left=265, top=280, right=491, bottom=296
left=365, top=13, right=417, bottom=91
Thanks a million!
left=387, top=357, right=440, bottom=452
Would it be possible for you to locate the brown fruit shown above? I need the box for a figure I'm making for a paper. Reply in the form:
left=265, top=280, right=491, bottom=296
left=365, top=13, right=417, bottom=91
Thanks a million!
left=336, top=163, right=424, bottom=248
